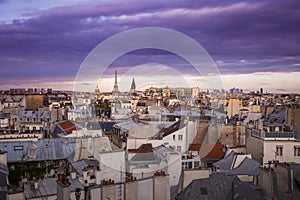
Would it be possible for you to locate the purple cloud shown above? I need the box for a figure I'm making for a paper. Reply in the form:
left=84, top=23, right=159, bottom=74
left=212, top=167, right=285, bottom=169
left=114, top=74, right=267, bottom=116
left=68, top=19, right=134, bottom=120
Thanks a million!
left=0, top=0, right=300, bottom=90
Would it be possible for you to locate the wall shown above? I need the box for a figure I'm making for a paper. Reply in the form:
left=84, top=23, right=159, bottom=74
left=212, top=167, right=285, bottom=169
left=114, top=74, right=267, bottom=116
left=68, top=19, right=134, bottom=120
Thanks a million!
left=220, top=125, right=245, bottom=147
left=258, top=167, right=277, bottom=197
left=25, top=95, right=44, bottom=111
left=244, top=105, right=261, bottom=113
left=246, top=128, right=263, bottom=164
left=57, top=182, right=70, bottom=200
left=125, top=181, right=138, bottom=200
left=0, top=151, right=6, bottom=166
left=30, top=195, right=56, bottom=200
left=227, top=98, right=242, bottom=118
left=166, top=152, right=182, bottom=187
left=287, top=107, right=300, bottom=131
left=191, top=121, right=209, bottom=144
left=164, top=126, right=187, bottom=152
left=274, top=164, right=293, bottom=192
left=182, top=169, right=210, bottom=189
left=101, top=184, right=115, bottom=200
left=90, top=187, right=101, bottom=200
left=70, top=191, right=85, bottom=200
left=126, top=138, right=163, bottom=150
left=131, top=164, right=161, bottom=180
left=153, top=176, right=170, bottom=200
left=7, top=192, right=25, bottom=200
left=137, top=178, right=153, bottom=200
left=263, top=140, right=300, bottom=165
left=96, top=150, right=126, bottom=184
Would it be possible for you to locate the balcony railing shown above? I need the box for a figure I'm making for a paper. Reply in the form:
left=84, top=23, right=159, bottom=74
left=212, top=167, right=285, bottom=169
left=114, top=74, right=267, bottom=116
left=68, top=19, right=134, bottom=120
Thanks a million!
left=264, top=131, right=295, bottom=138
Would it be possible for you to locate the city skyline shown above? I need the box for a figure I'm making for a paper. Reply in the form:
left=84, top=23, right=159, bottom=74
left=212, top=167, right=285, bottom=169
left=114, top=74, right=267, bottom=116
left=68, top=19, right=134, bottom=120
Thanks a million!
left=0, top=0, right=300, bottom=93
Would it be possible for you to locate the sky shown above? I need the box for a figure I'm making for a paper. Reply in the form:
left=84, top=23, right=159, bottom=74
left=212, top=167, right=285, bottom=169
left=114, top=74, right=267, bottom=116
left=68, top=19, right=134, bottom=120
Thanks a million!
left=0, top=0, right=300, bottom=93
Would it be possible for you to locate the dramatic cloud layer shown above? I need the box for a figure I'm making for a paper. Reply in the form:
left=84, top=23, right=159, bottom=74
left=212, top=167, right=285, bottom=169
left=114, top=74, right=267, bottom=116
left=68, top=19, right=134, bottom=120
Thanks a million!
left=0, top=0, right=300, bottom=91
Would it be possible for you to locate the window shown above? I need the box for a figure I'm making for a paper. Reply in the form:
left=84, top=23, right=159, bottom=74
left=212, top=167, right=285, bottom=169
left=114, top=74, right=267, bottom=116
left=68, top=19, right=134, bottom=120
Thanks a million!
left=194, top=161, right=200, bottom=168
left=294, top=146, right=300, bottom=157
left=173, top=135, right=175, bottom=141
left=14, top=146, right=23, bottom=151
left=276, top=146, right=283, bottom=157
left=177, top=146, right=182, bottom=152
left=178, top=135, right=183, bottom=141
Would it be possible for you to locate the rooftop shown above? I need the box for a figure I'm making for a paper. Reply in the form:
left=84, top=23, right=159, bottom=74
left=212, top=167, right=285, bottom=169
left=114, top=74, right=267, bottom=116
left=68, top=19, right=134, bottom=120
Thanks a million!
left=189, top=143, right=225, bottom=159
left=176, top=173, right=263, bottom=200
left=24, top=178, right=83, bottom=199
left=0, top=138, right=76, bottom=162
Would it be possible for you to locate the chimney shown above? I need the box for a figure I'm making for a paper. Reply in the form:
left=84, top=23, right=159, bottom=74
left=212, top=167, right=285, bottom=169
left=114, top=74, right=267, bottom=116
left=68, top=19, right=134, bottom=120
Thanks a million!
left=34, top=179, right=39, bottom=189
left=0, top=150, right=7, bottom=165
left=71, top=168, right=76, bottom=179
left=57, top=174, right=70, bottom=200
left=83, top=167, right=90, bottom=183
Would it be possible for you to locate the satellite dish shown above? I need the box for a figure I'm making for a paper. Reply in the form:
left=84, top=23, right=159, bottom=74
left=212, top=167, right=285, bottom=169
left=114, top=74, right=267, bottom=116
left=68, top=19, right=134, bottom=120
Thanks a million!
left=50, top=169, right=55, bottom=176
left=10, top=165, right=15, bottom=171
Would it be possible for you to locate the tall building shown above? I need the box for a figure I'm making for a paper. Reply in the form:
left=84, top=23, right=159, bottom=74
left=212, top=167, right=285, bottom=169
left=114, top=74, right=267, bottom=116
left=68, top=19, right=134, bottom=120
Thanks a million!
left=260, top=88, right=263, bottom=94
left=95, top=85, right=100, bottom=99
left=112, top=70, right=119, bottom=96
left=130, top=78, right=136, bottom=94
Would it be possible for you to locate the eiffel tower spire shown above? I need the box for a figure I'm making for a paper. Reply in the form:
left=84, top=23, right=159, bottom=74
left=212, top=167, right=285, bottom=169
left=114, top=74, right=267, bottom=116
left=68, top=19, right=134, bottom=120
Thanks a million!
left=112, top=70, right=119, bottom=96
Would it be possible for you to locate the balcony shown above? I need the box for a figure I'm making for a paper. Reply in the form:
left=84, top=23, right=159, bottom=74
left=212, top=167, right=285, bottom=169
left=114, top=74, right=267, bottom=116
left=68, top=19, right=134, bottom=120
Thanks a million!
left=264, top=131, right=295, bottom=139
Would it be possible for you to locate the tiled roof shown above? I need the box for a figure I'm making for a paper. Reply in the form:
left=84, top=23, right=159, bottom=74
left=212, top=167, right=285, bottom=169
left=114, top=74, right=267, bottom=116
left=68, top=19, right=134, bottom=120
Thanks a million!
left=59, top=120, right=75, bottom=129
left=189, top=144, right=225, bottom=159
left=58, top=120, right=76, bottom=134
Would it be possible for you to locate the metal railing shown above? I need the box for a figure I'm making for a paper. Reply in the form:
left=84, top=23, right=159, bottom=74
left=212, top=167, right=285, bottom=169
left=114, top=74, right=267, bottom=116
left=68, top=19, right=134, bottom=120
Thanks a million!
left=264, top=131, right=294, bottom=138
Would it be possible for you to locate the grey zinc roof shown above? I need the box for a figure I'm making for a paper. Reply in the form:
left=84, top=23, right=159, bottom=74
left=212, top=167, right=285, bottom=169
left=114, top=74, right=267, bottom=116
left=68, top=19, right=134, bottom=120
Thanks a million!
left=86, top=121, right=101, bottom=130
left=153, top=145, right=180, bottom=163
left=213, top=152, right=260, bottom=176
left=131, top=152, right=156, bottom=162
left=71, top=159, right=99, bottom=176
left=0, top=138, right=76, bottom=162
left=176, top=173, right=263, bottom=200
left=116, top=120, right=147, bottom=131
left=176, top=173, right=236, bottom=200
left=265, top=107, right=287, bottom=125
left=291, top=163, right=300, bottom=182
left=99, top=121, right=116, bottom=133
left=213, top=151, right=235, bottom=170
left=225, top=181, right=264, bottom=200
left=24, top=178, right=83, bottom=199
left=229, top=157, right=260, bottom=176
left=24, top=178, right=57, bottom=199
left=242, top=112, right=262, bottom=125
left=18, top=110, right=38, bottom=118
left=0, top=113, right=10, bottom=119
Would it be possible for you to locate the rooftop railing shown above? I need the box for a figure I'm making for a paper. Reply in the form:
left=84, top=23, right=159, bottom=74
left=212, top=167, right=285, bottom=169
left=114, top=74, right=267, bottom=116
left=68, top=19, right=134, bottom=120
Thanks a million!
left=264, top=131, right=295, bottom=138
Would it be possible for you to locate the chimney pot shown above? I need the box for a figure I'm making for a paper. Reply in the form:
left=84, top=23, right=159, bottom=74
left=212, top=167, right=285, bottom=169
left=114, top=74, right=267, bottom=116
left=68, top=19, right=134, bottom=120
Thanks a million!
left=34, top=180, right=39, bottom=189
left=13, top=185, right=17, bottom=192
